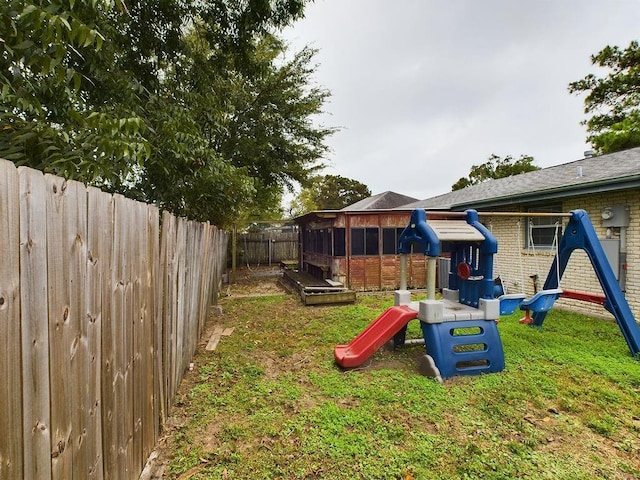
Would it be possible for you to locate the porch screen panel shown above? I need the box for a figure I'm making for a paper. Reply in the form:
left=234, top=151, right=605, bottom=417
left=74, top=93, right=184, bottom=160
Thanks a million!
left=333, top=228, right=346, bottom=256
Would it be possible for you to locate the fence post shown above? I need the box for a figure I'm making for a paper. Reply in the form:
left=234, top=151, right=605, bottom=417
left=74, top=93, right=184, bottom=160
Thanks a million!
left=231, top=223, right=237, bottom=283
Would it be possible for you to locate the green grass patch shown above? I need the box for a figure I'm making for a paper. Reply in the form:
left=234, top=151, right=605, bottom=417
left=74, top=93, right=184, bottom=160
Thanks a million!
left=165, top=292, right=640, bottom=479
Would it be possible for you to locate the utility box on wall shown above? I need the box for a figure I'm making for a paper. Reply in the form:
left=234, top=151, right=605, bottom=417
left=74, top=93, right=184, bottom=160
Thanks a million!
left=600, top=238, right=620, bottom=279
left=601, top=205, right=630, bottom=228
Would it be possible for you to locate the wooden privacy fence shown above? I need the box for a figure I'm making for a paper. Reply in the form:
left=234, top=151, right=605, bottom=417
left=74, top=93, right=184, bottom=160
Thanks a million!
left=0, top=159, right=228, bottom=480
left=240, top=230, right=297, bottom=266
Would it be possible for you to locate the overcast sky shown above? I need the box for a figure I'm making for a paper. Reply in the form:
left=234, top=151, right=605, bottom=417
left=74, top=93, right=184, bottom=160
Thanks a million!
left=282, top=0, right=640, bottom=201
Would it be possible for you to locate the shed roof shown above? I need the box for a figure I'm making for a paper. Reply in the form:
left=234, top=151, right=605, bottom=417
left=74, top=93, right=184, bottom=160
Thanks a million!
left=342, top=191, right=419, bottom=211
left=401, top=147, right=640, bottom=211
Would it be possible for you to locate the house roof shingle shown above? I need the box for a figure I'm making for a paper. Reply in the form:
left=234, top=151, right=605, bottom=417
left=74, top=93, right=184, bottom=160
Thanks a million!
left=342, top=191, right=419, bottom=211
left=401, top=147, right=640, bottom=210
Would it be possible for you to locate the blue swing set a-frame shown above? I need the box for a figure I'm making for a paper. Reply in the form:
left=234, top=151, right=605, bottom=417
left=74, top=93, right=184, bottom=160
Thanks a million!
left=524, top=209, right=640, bottom=358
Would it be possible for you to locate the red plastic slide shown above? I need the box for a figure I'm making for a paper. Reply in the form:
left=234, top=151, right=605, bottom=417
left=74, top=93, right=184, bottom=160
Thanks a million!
left=334, top=305, right=418, bottom=368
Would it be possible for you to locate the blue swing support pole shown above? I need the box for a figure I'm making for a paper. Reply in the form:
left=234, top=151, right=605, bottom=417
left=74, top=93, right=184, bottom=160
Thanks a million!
left=532, top=209, right=640, bottom=358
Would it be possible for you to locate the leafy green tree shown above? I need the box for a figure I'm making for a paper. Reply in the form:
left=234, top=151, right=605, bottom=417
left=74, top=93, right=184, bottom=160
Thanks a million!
left=1, top=0, right=333, bottom=227
left=0, top=1, right=149, bottom=183
left=289, top=174, right=371, bottom=215
left=452, top=154, right=539, bottom=191
left=569, top=40, right=640, bottom=154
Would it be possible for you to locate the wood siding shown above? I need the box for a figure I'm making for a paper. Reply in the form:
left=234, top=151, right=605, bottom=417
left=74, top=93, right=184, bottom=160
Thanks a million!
left=296, top=211, right=435, bottom=291
left=239, top=231, right=297, bottom=265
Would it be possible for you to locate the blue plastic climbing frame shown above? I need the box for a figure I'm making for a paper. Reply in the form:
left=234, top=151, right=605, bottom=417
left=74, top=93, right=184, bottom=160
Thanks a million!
left=532, top=209, right=640, bottom=358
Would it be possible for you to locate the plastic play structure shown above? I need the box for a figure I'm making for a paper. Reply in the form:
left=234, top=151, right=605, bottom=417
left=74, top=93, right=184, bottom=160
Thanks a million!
left=334, top=209, right=640, bottom=380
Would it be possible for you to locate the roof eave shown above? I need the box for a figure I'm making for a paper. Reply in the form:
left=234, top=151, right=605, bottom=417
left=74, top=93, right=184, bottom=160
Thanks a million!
left=293, top=210, right=340, bottom=224
left=451, top=175, right=640, bottom=211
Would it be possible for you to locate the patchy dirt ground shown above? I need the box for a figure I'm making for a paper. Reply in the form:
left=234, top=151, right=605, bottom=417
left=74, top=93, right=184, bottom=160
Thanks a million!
left=222, top=266, right=289, bottom=297
left=140, top=267, right=291, bottom=479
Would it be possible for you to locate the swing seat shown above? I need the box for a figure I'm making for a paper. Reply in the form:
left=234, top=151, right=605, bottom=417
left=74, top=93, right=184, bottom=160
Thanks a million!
left=519, top=288, right=563, bottom=313
left=498, top=293, right=526, bottom=315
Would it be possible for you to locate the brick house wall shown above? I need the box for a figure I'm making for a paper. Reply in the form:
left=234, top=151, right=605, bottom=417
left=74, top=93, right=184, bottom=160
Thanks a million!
left=488, top=191, right=640, bottom=320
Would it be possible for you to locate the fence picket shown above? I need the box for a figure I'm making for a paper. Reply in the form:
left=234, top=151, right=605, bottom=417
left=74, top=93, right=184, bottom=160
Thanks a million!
left=109, top=193, right=128, bottom=480
left=150, top=206, right=163, bottom=435
left=0, top=161, right=23, bottom=480
left=45, top=175, right=88, bottom=480
left=163, top=213, right=179, bottom=408
left=87, top=186, right=112, bottom=480
left=158, top=211, right=173, bottom=417
left=175, top=218, right=187, bottom=394
left=143, top=205, right=158, bottom=461
left=122, top=196, right=136, bottom=479
left=18, top=166, right=52, bottom=480
left=199, top=224, right=213, bottom=335
left=132, top=201, right=146, bottom=476
left=182, top=222, right=194, bottom=365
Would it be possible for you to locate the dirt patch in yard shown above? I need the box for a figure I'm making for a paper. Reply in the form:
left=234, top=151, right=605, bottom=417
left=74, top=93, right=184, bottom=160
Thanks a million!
left=222, top=266, right=288, bottom=297
left=140, top=267, right=296, bottom=479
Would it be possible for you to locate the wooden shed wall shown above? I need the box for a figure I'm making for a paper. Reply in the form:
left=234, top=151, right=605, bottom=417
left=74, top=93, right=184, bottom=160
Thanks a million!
left=298, top=211, right=434, bottom=291
left=348, top=254, right=427, bottom=291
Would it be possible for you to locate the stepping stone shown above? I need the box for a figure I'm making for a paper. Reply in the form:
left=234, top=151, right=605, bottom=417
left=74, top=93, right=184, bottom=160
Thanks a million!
left=206, top=327, right=235, bottom=351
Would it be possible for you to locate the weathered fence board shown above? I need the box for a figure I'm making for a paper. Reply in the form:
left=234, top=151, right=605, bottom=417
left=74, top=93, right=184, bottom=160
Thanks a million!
left=1, top=163, right=227, bottom=480
left=0, top=161, right=22, bottom=479
left=121, top=195, right=136, bottom=480
left=132, top=200, right=147, bottom=476
left=240, top=231, right=297, bottom=265
left=87, top=186, right=112, bottom=480
left=159, top=211, right=174, bottom=416
left=150, top=207, right=163, bottom=437
left=163, top=212, right=179, bottom=409
left=18, top=166, right=52, bottom=480
left=214, top=228, right=229, bottom=304
left=200, top=224, right=216, bottom=334
left=100, top=194, right=116, bottom=480
left=45, top=175, right=89, bottom=479
left=144, top=205, right=158, bottom=465
left=191, top=223, right=203, bottom=353
left=175, top=218, right=187, bottom=400
left=147, top=206, right=162, bottom=443
left=183, top=222, right=196, bottom=370
left=111, top=194, right=133, bottom=479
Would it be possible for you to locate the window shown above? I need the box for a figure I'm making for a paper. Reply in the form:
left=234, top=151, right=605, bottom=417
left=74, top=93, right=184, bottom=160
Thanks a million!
left=351, top=227, right=379, bottom=256
left=382, top=227, right=406, bottom=254
left=314, top=230, right=321, bottom=253
left=320, top=230, right=329, bottom=255
left=365, top=228, right=379, bottom=255
left=351, top=228, right=365, bottom=255
left=333, top=228, right=346, bottom=256
left=303, top=229, right=313, bottom=252
left=527, top=205, right=563, bottom=249
left=303, top=228, right=331, bottom=254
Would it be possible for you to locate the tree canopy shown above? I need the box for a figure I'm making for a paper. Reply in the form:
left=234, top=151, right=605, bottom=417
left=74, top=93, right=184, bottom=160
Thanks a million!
left=288, top=174, right=371, bottom=216
left=569, top=40, right=640, bottom=154
left=451, top=154, right=539, bottom=191
left=1, top=0, right=334, bottom=227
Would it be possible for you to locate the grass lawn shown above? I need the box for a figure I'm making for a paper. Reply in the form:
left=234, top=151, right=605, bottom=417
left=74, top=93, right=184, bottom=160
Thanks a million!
left=162, top=274, right=640, bottom=479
